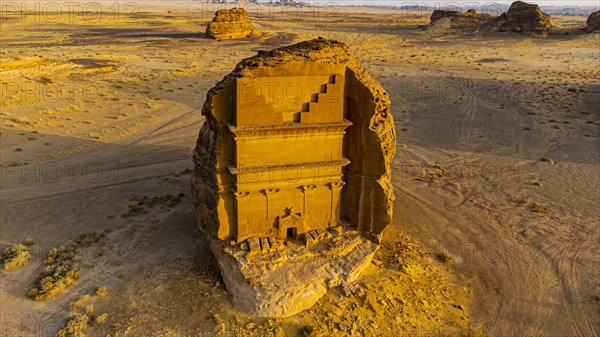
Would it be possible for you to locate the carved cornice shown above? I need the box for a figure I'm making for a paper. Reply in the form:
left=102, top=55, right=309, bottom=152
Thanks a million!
left=228, top=158, right=350, bottom=175
left=227, top=120, right=352, bottom=139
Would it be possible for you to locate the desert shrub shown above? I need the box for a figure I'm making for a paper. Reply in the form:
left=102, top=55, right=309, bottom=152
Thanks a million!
left=28, top=231, right=108, bottom=301
left=69, top=295, right=90, bottom=311
left=74, top=232, right=104, bottom=247
left=122, top=194, right=184, bottom=217
left=28, top=267, right=79, bottom=301
left=56, top=314, right=89, bottom=337
left=92, top=313, right=108, bottom=326
left=28, top=243, right=79, bottom=301
left=0, top=244, right=31, bottom=271
left=94, top=286, right=109, bottom=297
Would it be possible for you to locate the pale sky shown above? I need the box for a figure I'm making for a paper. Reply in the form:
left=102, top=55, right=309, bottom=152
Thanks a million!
left=302, top=0, right=600, bottom=7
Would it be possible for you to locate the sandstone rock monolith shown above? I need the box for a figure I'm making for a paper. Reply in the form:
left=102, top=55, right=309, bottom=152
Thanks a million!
left=483, top=1, right=552, bottom=35
left=586, top=11, right=600, bottom=31
left=192, top=38, right=396, bottom=317
left=428, top=9, right=495, bottom=33
left=206, top=8, right=256, bottom=40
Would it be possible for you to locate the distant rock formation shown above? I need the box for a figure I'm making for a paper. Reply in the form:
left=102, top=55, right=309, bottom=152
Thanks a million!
left=192, top=38, right=396, bottom=317
left=587, top=11, right=600, bottom=31
left=205, top=8, right=257, bottom=40
left=428, top=9, right=495, bottom=33
left=484, top=1, right=552, bottom=35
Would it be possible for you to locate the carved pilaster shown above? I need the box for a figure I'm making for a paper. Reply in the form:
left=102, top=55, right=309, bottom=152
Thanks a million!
left=262, top=188, right=280, bottom=221
left=327, top=181, right=346, bottom=226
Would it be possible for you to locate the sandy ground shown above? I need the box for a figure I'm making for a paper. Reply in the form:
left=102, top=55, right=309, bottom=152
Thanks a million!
left=1, top=2, right=599, bottom=336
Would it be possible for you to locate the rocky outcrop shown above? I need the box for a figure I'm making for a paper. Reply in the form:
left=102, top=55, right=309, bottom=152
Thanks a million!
left=587, top=11, right=600, bottom=31
left=192, top=38, right=396, bottom=317
left=428, top=9, right=495, bottom=33
left=206, top=8, right=257, bottom=40
left=483, top=1, right=552, bottom=35
left=210, top=229, right=378, bottom=317
left=430, top=9, right=492, bottom=24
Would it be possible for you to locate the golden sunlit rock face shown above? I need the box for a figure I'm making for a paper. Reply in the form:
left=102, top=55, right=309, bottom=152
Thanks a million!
left=193, top=38, right=395, bottom=246
left=484, top=1, right=552, bottom=35
left=205, top=8, right=256, bottom=40
left=191, top=38, right=396, bottom=316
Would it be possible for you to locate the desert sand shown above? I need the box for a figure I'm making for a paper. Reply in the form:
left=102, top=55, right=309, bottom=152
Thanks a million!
left=1, top=2, right=598, bottom=336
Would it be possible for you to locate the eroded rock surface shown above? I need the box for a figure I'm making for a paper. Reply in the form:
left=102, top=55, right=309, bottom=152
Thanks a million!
left=192, top=38, right=396, bottom=316
left=210, top=228, right=378, bottom=317
left=484, top=1, right=552, bottom=35
left=587, top=11, right=600, bottom=31
left=206, top=8, right=256, bottom=40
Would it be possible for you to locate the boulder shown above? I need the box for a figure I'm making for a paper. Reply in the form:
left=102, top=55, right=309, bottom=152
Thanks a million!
left=483, top=1, right=552, bottom=35
left=191, top=38, right=396, bottom=317
left=587, top=11, right=600, bottom=31
left=206, top=8, right=257, bottom=40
